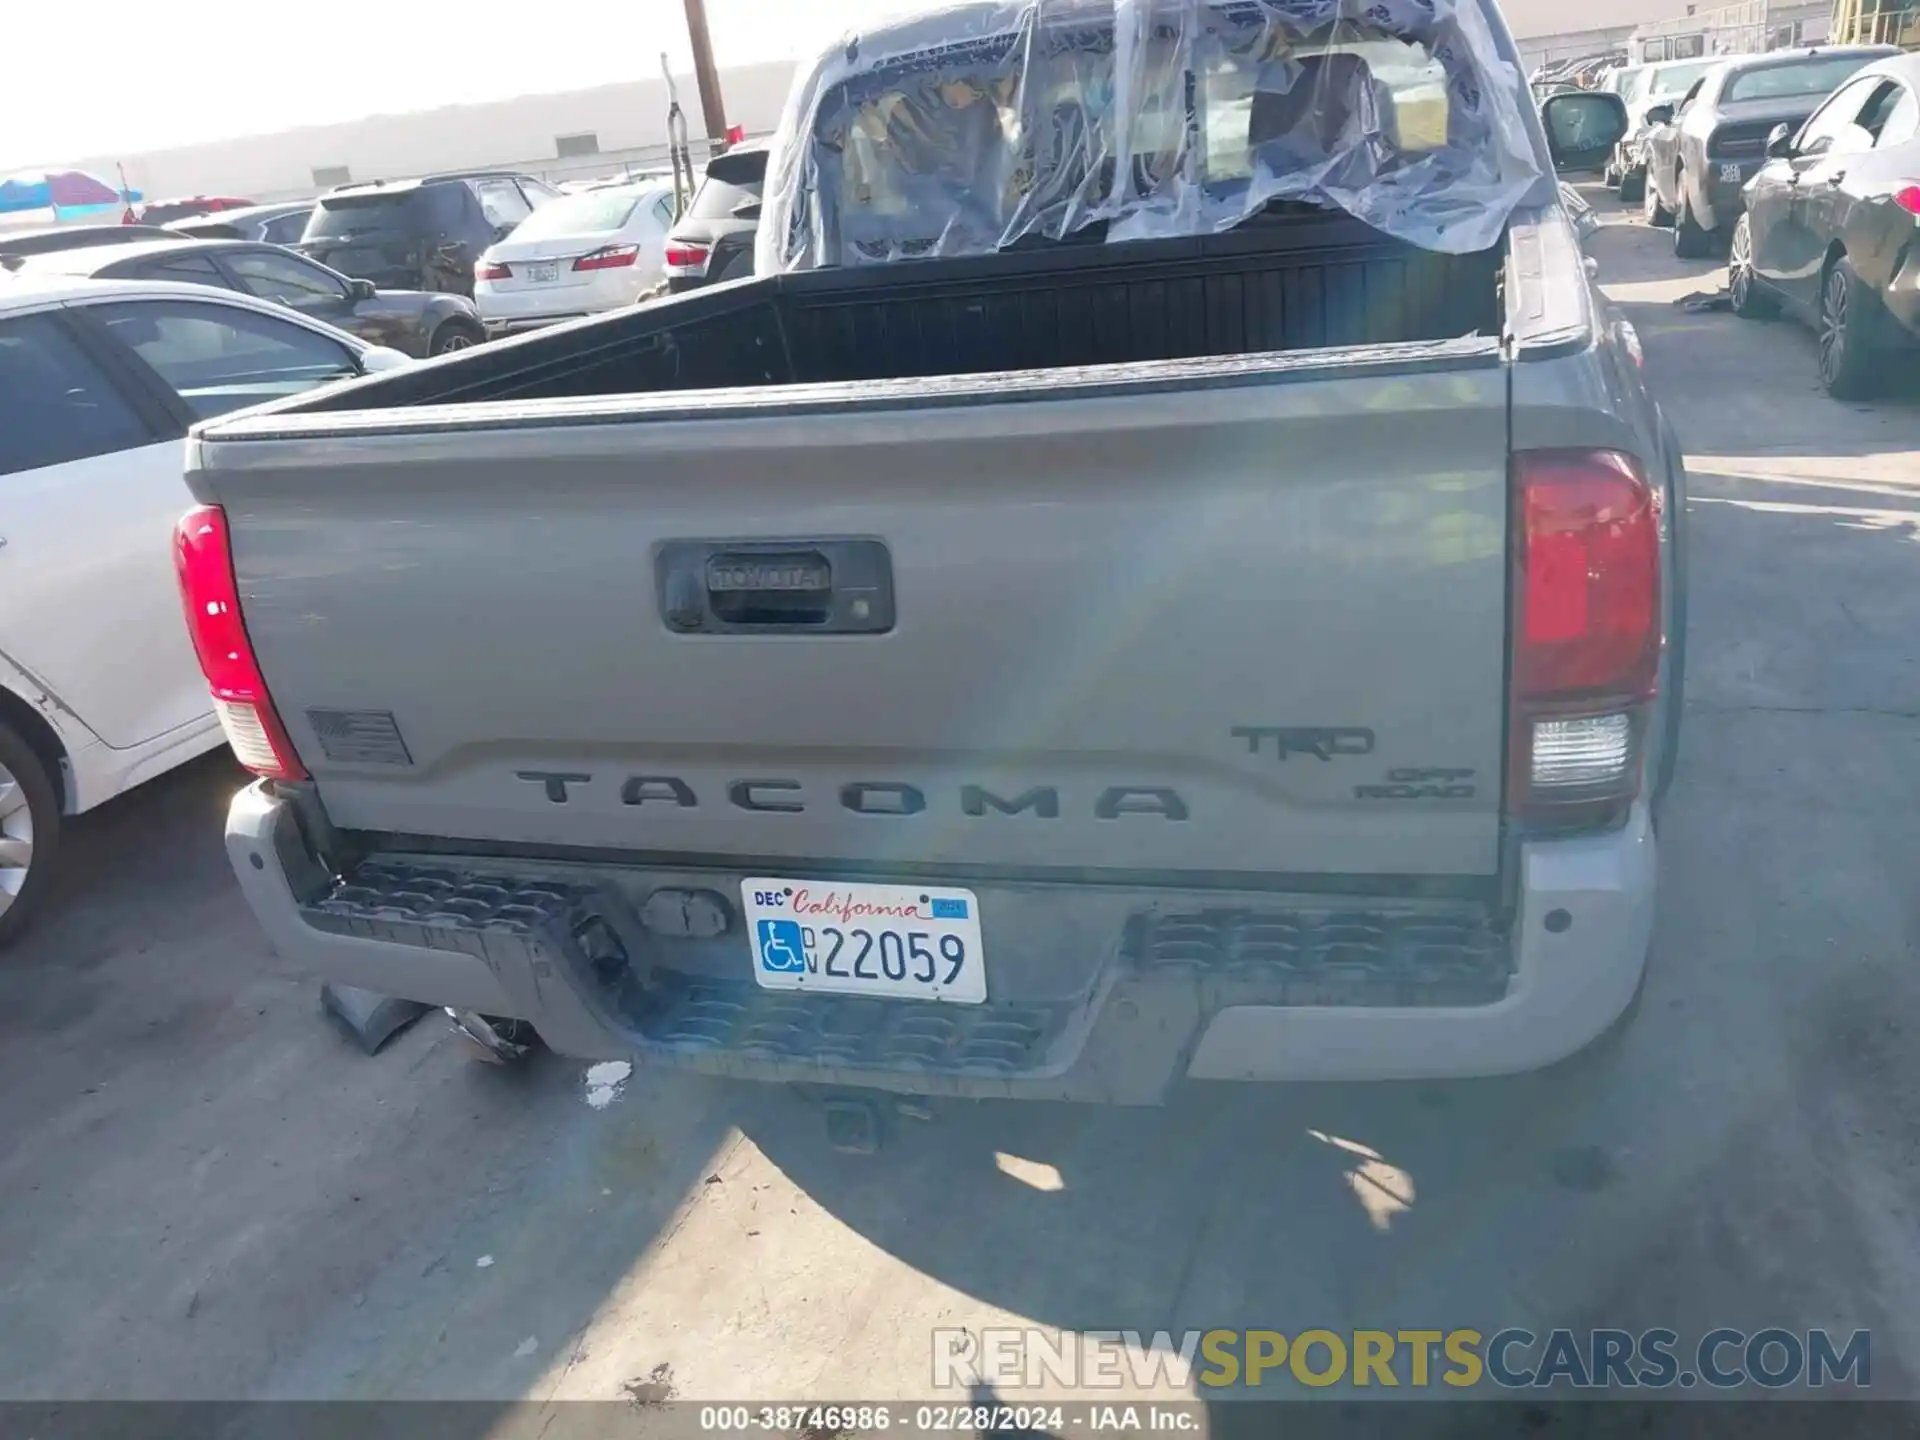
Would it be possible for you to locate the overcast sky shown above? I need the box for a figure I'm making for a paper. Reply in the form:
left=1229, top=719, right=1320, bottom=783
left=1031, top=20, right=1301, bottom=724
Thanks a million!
left=1, top=0, right=907, bottom=171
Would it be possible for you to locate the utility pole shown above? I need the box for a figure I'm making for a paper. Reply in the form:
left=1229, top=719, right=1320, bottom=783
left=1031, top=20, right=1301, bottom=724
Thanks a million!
left=682, top=0, right=731, bottom=149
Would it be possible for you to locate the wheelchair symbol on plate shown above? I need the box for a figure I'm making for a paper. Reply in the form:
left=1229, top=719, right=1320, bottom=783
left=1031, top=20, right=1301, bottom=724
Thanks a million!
left=757, top=919, right=808, bottom=974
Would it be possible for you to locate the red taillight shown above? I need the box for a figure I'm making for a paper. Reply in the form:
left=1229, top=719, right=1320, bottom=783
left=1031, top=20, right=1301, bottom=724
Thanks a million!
left=174, top=505, right=308, bottom=781
left=664, top=243, right=710, bottom=272
left=1509, top=451, right=1661, bottom=828
left=1896, top=186, right=1920, bottom=216
left=475, top=260, right=512, bottom=281
left=573, top=244, right=639, bottom=271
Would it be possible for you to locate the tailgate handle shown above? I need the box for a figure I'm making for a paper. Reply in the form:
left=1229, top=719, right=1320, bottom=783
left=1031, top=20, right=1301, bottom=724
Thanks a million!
left=657, top=539, right=895, bottom=635
left=706, top=551, right=833, bottom=625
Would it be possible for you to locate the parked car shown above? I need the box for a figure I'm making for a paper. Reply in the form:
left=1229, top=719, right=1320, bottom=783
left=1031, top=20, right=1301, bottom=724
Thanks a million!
left=0, top=224, right=179, bottom=260
left=169, top=202, right=314, bottom=245
left=23, top=239, right=488, bottom=357
left=183, top=1, right=1682, bottom=1101
left=297, top=171, right=564, bottom=297
left=1643, top=46, right=1898, bottom=256
left=474, top=180, right=679, bottom=335
left=1606, top=58, right=1721, bottom=200
left=663, top=142, right=767, bottom=290
left=1730, top=51, right=1920, bottom=397
left=0, top=276, right=408, bottom=944
left=137, top=196, right=254, bottom=226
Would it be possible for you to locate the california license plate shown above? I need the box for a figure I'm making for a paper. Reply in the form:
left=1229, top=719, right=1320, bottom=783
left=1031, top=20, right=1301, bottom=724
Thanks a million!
left=523, top=261, right=559, bottom=283
left=742, top=879, right=987, bottom=1004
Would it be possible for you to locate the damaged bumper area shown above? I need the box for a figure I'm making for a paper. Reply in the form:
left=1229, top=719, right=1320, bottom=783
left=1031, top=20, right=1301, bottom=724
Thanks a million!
left=227, top=783, right=1655, bottom=1100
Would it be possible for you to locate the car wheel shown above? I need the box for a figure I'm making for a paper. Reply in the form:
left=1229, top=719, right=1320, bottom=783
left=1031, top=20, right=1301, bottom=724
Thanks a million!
left=1672, top=184, right=1714, bottom=258
left=1819, top=255, right=1881, bottom=401
left=0, top=725, right=60, bottom=949
left=1727, top=215, right=1777, bottom=320
left=430, top=321, right=484, bottom=355
left=1644, top=175, right=1674, bottom=227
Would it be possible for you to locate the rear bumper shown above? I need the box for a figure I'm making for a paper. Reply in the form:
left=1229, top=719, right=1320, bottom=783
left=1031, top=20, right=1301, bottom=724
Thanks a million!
left=477, top=281, right=640, bottom=333
left=1694, top=164, right=1758, bottom=231
left=226, top=785, right=1655, bottom=1099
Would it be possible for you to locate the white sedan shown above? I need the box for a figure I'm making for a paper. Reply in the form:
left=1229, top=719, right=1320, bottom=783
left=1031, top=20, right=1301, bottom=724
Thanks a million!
left=472, top=180, right=679, bottom=334
left=0, top=274, right=407, bottom=944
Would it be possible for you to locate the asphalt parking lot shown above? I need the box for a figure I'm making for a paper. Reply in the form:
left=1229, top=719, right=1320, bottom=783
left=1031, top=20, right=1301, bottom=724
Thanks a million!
left=5, top=187, right=1920, bottom=1414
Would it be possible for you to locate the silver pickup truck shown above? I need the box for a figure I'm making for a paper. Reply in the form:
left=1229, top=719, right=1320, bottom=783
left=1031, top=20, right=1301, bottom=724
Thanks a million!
left=180, top=0, right=1680, bottom=1101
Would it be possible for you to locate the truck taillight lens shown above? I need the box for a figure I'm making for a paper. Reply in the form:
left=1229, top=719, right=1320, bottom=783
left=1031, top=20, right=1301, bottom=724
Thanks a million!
left=664, top=243, right=710, bottom=272
left=1509, top=450, right=1661, bottom=829
left=174, top=505, right=308, bottom=781
left=475, top=259, right=512, bottom=281
left=1896, top=186, right=1920, bottom=216
left=573, top=244, right=639, bottom=271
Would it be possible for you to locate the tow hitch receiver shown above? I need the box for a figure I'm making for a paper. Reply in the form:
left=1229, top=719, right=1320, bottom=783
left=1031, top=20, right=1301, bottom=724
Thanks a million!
left=822, top=1096, right=884, bottom=1154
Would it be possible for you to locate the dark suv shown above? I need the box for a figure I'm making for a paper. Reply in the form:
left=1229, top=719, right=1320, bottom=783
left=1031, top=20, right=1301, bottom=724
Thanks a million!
left=664, top=143, right=768, bottom=291
left=298, top=171, right=564, bottom=296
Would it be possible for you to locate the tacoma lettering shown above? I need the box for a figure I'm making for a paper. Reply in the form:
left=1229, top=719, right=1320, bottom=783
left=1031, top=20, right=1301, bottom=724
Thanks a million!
left=841, top=782, right=927, bottom=816
left=512, top=773, right=1187, bottom=818
left=516, top=770, right=591, bottom=804
left=961, top=785, right=1061, bottom=819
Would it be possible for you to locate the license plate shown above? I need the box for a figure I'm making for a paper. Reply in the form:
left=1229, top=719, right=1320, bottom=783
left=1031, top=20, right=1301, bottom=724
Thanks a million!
left=1720, top=163, right=1745, bottom=183
left=522, top=261, right=559, bottom=283
left=742, top=879, right=987, bottom=1004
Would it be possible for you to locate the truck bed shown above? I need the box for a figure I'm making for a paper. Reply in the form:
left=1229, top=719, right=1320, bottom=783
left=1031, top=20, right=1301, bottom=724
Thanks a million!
left=292, top=212, right=1505, bottom=410
left=190, top=212, right=1534, bottom=1096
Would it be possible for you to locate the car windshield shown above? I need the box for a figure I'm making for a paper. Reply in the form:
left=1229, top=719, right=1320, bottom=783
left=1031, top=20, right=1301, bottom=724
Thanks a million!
left=1725, top=56, right=1880, bottom=102
left=505, top=188, right=649, bottom=240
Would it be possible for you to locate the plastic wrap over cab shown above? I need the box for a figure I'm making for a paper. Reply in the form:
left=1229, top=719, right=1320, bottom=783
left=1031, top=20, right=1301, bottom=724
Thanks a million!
left=757, top=0, right=1544, bottom=271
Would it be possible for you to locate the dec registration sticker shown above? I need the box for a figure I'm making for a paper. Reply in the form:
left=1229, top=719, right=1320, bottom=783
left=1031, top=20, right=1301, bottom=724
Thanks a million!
left=742, top=879, right=987, bottom=1005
